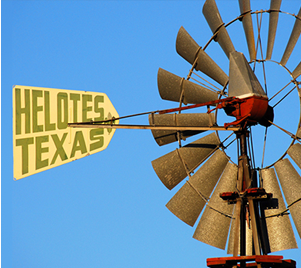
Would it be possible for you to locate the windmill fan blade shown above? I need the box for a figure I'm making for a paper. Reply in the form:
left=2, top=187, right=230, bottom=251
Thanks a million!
left=151, top=132, right=220, bottom=190
left=292, top=61, right=301, bottom=79
left=175, top=26, right=199, bottom=66
left=157, top=68, right=218, bottom=104
left=192, top=162, right=237, bottom=249
left=274, top=159, right=301, bottom=238
left=166, top=149, right=229, bottom=227
left=266, top=0, right=282, bottom=60
left=148, top=113, right=216, bottom=146
left=238, top=0, right=256, bottom=61
left=261, top=168, right=297, bottom=252
left=176, top=27, right=228, bottom=87
left=202, top=0, right=235, bottom=58
left=228, top=51, right=266, bottom=97
left=287, top=143, right=301, bottom=169
left=280, top=7, right=301, bottom=66
left=227, top=209, right=253, bottom=255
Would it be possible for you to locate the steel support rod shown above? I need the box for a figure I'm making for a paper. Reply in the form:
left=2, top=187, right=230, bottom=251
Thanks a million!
left=235, top=130, right=263, bottom=268
left=68, top=123, right=241, bottom=131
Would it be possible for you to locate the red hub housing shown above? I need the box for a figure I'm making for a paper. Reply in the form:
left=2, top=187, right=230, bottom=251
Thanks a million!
left=223, top=95, right=272, bottom=128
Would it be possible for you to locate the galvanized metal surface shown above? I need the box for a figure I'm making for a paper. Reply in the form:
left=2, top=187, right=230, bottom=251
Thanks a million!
left=149, top=113, right=216, bottom=146
left=166, top=149, right=229, bottom=227
left=274, top=159, right=301, bottom=238
left=176, top=26, right=228, bottom=87
left=202, top=0, right=235, bottom=58
left=238, top=0, right=256, bottom=61
left=266, top=0, right=282, bottom=60
left=152, top=132, right=220, bottom=190
left=157, top=68, right=218, bottom=104
left=193, top=162, right=237, bottom=249
left=228, top=51, right=266, bottom=97
left=280, top=7, right=301, bottom=66
left=288, top=143, right=301, bottom=169
left=261, top=168, right=297, bottom=252
left=175, top=26, right=199, bottom=66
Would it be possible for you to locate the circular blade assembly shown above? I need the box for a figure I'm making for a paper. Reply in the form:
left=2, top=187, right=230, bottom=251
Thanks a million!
left=151, top=0, right=301, bottom=265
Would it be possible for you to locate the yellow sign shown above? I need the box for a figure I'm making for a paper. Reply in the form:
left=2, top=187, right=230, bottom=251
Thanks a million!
left=13, top=85, right=119, bottom=180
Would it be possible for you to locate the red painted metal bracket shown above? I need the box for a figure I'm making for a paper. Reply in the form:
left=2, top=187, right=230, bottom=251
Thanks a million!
left=207, top=255, right=296, bottom=268
left=220, top=188, right=272, bottom=204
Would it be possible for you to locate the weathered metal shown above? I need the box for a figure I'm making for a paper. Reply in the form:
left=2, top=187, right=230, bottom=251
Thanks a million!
left=238, top=0, right=256, bottom=61
left=193, top=162, right=237, bottom=249
left=287, top=143, right=301, bottom=169
left=176, top=26, right=229, bottom=87
left=148, top=113, right=216, bottom=146
left=275, top=159, right=301, bottom=238
left=157, top=68, right=218, bottom=104
left=280, top=7, right=301, bottom=65
left=151, top=133, right=220, bottom=190
left=166, top=149, right=229, bottom=227
left=202, top=0, right=235, bottom=58
left=266, top=0, right=282, bottom=60
left=228, top=52, right=266, bottom=98
left=261, top=168, right=297, bottom=252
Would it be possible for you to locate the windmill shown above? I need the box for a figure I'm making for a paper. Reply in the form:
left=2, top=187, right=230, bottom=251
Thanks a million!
left=12, top=0, right=300, bottom=267
left=69, top=0, right=301, bottom=267
left=151, top=1, right=301, bottom=266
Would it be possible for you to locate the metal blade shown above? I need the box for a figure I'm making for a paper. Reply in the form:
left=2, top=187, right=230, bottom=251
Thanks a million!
left=292, top=61, right=301, bottom=79
left=238, top=0, right=256, bottom=61
left=202, top=0, right=235, bottom=58
left=266, top=0, right=282, bottom=60
left=176, top=26, right=199, bottom=66
left=274, top=159, right=301, bottom=238
left=228, top=51, right=266, bottom=97
left=157, top=68, right=218, bottom=104
left=287, top=143, right=301, bottom=169
left=193, top=162, right=237, bottom=249
left=261, top=168, right=297, bottom=252
left=176, top=27, right=228, bottom=86
left=151, top=132, right=220, bottom=190
left=149, top=113, right=216, bottom=146
left=280, top=7, right=301, bottom=66
left=166, top=149, right=229, bottom=226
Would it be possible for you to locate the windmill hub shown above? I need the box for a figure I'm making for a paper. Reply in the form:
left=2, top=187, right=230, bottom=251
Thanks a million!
left=222, top=95, right=274, bottom=128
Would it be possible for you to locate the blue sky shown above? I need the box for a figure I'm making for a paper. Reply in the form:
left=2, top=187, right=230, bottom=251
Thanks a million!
left=2, top=0, right=301, bottom=267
